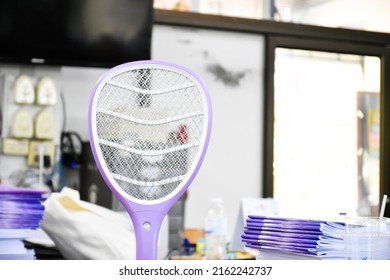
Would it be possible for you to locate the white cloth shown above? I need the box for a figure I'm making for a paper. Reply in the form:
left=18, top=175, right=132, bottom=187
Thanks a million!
left=40, top=187, right=135, bottom=260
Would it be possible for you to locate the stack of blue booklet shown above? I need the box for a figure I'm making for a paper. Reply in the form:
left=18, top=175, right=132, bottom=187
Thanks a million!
left=0, top=185, right=46, bottom=260
left=241, top=216, right=345, bottom=259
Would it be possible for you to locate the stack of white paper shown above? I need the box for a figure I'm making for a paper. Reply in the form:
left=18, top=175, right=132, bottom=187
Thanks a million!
left=0, top=185, right=46, bottom=260
left=241, top=216, right=345, bottom=260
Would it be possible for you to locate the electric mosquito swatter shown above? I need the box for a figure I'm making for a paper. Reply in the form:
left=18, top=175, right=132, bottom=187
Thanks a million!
left=88, top=60, right=212, bottom=260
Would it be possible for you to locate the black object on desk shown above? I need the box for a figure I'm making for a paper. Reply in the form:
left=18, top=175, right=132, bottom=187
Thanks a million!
left=79, top=142, right=115, bottom=210
left=24, top=241, right=65, bottom=260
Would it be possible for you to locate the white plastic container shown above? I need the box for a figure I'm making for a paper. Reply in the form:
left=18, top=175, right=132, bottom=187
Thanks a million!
left=204, top=197, right=227, bottom=259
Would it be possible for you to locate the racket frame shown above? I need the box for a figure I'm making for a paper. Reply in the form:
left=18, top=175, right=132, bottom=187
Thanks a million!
left=88, top=60, right=212, bottom=259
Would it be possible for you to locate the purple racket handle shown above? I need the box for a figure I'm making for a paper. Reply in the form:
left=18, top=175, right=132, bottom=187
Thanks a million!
left=130, top=211, right=164, bottom=259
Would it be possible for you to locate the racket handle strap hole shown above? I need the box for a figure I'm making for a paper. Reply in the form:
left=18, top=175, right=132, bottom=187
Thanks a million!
left=142, top=222, right=151, bottom=231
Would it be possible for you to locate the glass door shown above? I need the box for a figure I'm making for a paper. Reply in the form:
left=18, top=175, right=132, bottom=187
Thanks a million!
left=272, top=48, right=381, bottom=220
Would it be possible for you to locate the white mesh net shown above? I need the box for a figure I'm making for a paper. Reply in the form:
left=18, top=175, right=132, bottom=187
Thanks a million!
left=94, top=66, right=205, bottom=201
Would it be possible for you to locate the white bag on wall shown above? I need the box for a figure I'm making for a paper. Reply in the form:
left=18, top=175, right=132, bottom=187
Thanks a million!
left=40, top=187, right=136, bottom=260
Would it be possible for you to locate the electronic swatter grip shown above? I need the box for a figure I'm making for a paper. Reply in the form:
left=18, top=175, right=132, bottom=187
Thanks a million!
left=130, top=211, right=165, bottom=260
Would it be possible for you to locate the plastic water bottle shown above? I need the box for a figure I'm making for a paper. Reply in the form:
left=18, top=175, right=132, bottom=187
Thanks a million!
left=205, top=197, right=227, bottom=259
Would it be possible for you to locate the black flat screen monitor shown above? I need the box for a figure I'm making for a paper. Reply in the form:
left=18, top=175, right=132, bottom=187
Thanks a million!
left=0, top=0, right=153, bottom=68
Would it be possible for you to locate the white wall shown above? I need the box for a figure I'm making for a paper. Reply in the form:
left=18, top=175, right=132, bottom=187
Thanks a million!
left=151, top=25, right=264, bottom=235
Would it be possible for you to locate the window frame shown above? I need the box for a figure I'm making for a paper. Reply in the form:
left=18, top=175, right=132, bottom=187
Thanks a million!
left=264, top=36, right=390, bottom=217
